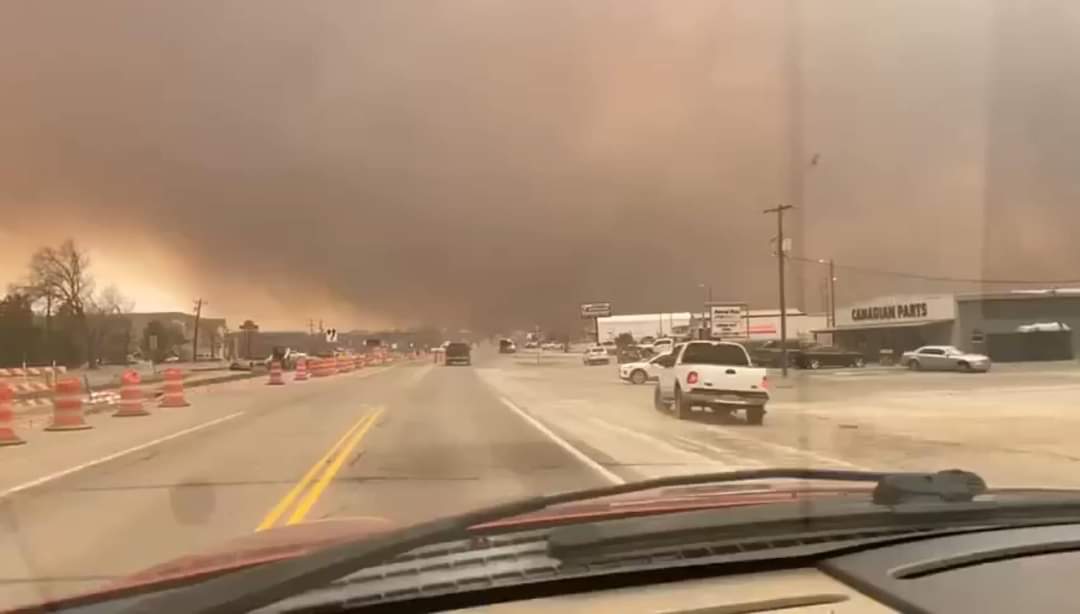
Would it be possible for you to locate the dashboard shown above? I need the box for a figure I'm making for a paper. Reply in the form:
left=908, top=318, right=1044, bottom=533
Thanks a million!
left=456, top=523, right=1080, bottom=614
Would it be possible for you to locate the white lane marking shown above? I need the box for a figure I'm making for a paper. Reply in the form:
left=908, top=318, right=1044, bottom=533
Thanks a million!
left=701, top=423, right=865, bottom=470
left=583, top=417, right=732, bottom=467
left=499, top=397, right=625, bottom=485
left=1, top=411, right=245, bottom=498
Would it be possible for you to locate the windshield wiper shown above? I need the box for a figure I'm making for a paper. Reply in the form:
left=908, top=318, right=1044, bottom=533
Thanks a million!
left=121, top=468, right=982, bottom=614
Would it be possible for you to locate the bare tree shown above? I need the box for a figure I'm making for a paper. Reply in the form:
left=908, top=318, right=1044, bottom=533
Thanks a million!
left=25, top=240, right=97, bottom=365
left=29, top=240, right=94, bottom=318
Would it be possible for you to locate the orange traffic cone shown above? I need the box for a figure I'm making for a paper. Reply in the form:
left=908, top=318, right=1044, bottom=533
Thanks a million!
left=268, top=360, right=285, bottom=385
left=114, top=370, right=150, bottom=417
left=0, top=383, right=26, bottom=446
left=159, top=368, right=190, bottom=408
left=45, top=377, right=92, bottom=431
left=294, top=358, right=309, bottom=381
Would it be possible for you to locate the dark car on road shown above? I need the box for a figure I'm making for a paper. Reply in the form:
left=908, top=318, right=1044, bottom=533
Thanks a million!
left=749, top=340, right=865, bottom=369
left=444, top=342, right=472, bottom=366
left=796, top=345, right=866, bottom=369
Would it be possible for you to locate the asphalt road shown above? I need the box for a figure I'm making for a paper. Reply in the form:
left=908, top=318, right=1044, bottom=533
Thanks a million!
left=0, top=354, right=604, bottom=609
left=3, top=347, right=1080, bottom=609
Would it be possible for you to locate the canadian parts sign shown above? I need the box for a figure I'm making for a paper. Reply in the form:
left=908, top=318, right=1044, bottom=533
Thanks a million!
left=836, top=295, right=956, bottom=327
left=710, top=304, right=748, bottom=338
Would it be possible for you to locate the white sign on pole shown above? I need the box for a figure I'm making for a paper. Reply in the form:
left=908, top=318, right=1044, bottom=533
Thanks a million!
left=710, top=304, right=748, bottom=338
left=580, top=302, right=613, bottom=319
left=325, top=328, right=338, bottom=343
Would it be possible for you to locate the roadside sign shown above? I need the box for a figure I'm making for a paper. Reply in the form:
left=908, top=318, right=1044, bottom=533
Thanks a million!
left=710, top=304, right=749, bottom=338
left=580, top=302, right=612, bottom=319
left=325, top=328, right=338, bottom=343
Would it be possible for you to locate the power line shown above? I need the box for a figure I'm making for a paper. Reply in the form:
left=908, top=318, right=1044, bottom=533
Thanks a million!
left=786, top=255, right=1080, bottom=286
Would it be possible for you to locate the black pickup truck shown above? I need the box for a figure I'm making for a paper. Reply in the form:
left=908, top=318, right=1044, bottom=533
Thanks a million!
left=750, top=340, right=865, bottom=369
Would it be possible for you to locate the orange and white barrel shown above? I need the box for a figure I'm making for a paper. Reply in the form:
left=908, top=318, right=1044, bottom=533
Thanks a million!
left=46, top=377, right=92, bottom=431
left=160, top=368, right=190, bottom=408
left=268, top=360, right=285, bottom=385
left=0, top=383, right=26, bottom=446
left=113, top=370, right=150, bottom=417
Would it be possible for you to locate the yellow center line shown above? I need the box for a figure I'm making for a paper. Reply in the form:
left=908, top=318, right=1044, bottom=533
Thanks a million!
left=286, top=407, right=385, bottom=526
left=255, top=412, right=372, bottom=532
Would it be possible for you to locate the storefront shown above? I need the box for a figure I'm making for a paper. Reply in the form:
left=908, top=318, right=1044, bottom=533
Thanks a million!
left=817, top=294, right=957, bottom=358
left=819, top=291, right=1080, bottom=362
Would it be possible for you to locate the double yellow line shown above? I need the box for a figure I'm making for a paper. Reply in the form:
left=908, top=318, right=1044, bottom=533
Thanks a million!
left=256, top=407, right=385, bottom=531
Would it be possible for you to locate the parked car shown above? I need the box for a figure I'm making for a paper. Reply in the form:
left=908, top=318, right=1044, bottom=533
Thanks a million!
left=900, top=346, right=991, bottom=372
left=796, top=345, right=866, bottom=369
left=600, top=340, right=617, bottom=355
left=619, top=353, right=669, bottom=385
left=651, top=338, right=674, bottom=356
left=654, top=341, right=769, bottom=424
left=498, top=339, right=517, bottom=354
left=583, top=345, right=611, bottom=366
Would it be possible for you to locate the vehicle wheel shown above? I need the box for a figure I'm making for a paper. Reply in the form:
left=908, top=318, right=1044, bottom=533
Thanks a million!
left=630, top=369, right=648, bottom=385
left=745, top=406, right=765, bottom=426
left=908, top=359, right=921, bottom=371
left=673, top=386, right=691, bottom=420
left=808, top=358, right=821, bottom=370
left=653, top=386, right=669, bottom=412
left=959, top=361, right=972, bottom=372
left=852, top=356, right=865, bottom=368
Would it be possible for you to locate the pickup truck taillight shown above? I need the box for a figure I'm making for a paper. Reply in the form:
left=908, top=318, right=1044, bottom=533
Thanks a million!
left=686, top=371, right=699, bottom=385
left=761, top=375, right=769, bottom=390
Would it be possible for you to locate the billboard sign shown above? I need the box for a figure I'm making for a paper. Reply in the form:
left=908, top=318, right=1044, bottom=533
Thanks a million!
left=710, top=304, right=748, bottom=338
left=580, top=302, right=613, bottom=319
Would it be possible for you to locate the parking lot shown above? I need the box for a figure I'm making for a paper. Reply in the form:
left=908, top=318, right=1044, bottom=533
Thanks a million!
left=479, top=351, right=1080, bottom=490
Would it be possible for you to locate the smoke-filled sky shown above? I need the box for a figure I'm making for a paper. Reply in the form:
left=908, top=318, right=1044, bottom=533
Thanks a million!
left=2, top=1, right=1079, bottom=332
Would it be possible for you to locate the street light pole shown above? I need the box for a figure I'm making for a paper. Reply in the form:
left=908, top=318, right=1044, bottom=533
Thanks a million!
left=764, top=204, right=794, bottom=376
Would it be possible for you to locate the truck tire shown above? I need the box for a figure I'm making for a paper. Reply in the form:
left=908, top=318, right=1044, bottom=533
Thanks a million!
left=808, top=358, right=821, bottom=370
left=674, top=386, right=691, bottom=420
left=908, top=359, right=921, bottom=371
left=653, top=385, right=669, bottom=412
left=745, top=406, right=765, bottom=426
left=630, top=369, right=648, bottom=385
left=852, top=356, right=865, bottom=368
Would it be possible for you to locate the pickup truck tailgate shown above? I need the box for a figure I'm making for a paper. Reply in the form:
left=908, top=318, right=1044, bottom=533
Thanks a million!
left=688, top=366, right=768, bottom=398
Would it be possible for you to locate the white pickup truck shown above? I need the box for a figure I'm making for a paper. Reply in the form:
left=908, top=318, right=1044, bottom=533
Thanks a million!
left=653, top=341, right=770, bottom=425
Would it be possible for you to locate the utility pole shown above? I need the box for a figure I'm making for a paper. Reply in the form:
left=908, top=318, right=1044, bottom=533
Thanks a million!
left=698, top=283, right=713, bottom=339
left=764, top=204, right=794, bottom=376
left=192, top=298, right=204, bottom=362
left=828, top=258, right=836, bottom=329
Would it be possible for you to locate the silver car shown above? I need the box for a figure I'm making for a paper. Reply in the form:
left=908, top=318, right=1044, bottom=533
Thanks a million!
left=900, top=345, right=991, bottom=372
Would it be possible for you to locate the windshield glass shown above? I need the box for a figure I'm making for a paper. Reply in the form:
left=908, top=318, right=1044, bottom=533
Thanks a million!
left=2, top=1, right=1079, bottom=610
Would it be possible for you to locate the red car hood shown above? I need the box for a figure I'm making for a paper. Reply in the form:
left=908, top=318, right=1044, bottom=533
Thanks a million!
left=35, top=484, right=868, bottom=610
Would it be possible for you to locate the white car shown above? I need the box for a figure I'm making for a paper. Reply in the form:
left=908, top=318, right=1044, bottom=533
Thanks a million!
left=900, top=346, right=991, bottom=372
left=619, top=354, right=668, bottom=385
left=651, top=338, right=674, bottom=356
left=583, top=346, right=611, bottom=366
